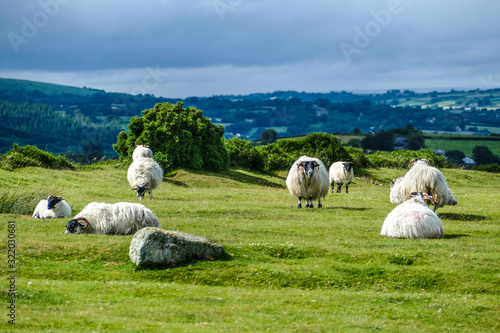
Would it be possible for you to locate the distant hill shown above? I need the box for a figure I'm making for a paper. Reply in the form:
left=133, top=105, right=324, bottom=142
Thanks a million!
left=1, top=77, right=500, bottom=159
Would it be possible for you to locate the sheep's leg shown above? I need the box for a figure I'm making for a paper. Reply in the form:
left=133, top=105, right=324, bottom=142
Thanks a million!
left=297, top=196, right=302, bottom=209
left=330, top=182, right=335, bottom=193
left=149, top=190, right=153, bottom=200
left=318, top=198, right=323, bottom=208
left=346, top=182, right=351, bottom=194
left=308, top=196, right=313, bottom=208
left=433, top=202, right=437, bottom=212
left=337, top=183, right=342, bottom=193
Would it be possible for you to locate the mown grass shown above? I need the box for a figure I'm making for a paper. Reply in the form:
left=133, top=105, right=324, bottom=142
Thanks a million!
left=0, top=165, right=499, bottom=332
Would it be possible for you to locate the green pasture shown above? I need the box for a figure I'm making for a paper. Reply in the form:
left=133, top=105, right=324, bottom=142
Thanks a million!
left=424, top=139, right=500, bottom=157
left=0, top=164, right=499, bottom=331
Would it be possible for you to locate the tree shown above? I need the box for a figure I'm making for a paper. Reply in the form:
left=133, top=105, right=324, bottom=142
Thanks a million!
left=113, top=102, right=229, bottom=172
left=361, top=131, right=394, bottom=152
left=353, top=128, right=361, bottom=134
left=406, top=132, right=426, bottom=150
left=472, top=146, right=500, bottom=165
left=260, top=129, right=278, bottom=144
left=445, top=150, right=465, bottom=165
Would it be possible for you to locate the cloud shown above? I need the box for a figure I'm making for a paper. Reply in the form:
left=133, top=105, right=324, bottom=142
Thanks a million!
left=1, top=0, right=500, bottom=97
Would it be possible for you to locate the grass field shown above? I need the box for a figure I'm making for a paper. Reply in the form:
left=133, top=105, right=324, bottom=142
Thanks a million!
left=0, top=164, right=499, bottom=331
left=424, top=139, right=500, bottom=157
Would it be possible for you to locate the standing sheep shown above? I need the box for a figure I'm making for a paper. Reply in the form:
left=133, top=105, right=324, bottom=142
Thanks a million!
left=381, top=192, right=444, bottom=239
left=32, top=195, right=72, bottom=219
left=286, top=155, right=329, bottom=208
left=390, top=159, right=457, bottom=211
left=132, top=145, right=153, bottom=161
left=329, top=161, right=354, bottom=193
left=65, top=202, right=160, bottom=235
left=128, top=157, right=163, bottom=200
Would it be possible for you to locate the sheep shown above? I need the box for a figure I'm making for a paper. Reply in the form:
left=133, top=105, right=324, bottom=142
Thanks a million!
left=132, top=145, right=153, bottom=161
left=329, top=161, right=354, bottom=193
left=286, top=155, right=329, bottom=208
left=32, top=195, right=72, bottom=219
left=127, top=157, right=163, bottom=200
left=65, top=202, right=160, bottom=235
left=390, top=159, right=457, bottom=212
left=381, top=192, right=444, bottom=239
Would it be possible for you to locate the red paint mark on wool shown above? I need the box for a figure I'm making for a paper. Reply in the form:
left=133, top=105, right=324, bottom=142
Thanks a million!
left=410, top=211, right=421, bottom=220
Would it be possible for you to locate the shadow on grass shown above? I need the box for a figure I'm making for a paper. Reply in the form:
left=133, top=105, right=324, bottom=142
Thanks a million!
left=439, top=213, right=489, bottom=221
left=133, top=251, right=233, bottom=271
left=163, top=178, right=189, bottom=188
left=323, top=206, right=371, bottom=211
left=444, top=234, right=469, bottom=239
left=192, top=169, right=286, bottom=189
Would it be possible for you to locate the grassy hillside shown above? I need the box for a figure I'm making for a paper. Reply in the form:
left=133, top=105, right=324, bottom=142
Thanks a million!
left=0, top=77, right=100, bottom=97
left=0, top=164, right=499, bottom=331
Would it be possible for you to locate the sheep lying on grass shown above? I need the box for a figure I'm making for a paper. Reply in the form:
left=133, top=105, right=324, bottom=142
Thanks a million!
left=381, top=192, right=444, bottom=239
left=32, top=195, right=71, bottom=219
left=390, top=159, right=457, bottom=211
left=65, top=202, right=160, bottom=235
left=128, top=157, right=163, bottom=200
left=286, top=155, right=329, bottom=208
left=132, top=145, right=153, bottom=161
left=329, top=161, right=354, bottom=193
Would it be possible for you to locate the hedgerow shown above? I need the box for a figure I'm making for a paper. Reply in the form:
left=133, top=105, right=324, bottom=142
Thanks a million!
left=0, top=144, right=74, bottom=170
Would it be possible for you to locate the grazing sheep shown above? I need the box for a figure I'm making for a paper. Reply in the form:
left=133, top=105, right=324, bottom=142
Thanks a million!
left=390, top=159, right=457, bottom=211
left=65, top=202, right=160, bottom=235
left=381, top=192, right=444, bottom=239
left=32, top=195, right=71, bottom=219
left=127, top=157, right=163, bottom=200
left=132, top=145, right=153, bottom=161
left=329, top=161, right=354, bottom=193
left=286, top=155, right=329, bottom=208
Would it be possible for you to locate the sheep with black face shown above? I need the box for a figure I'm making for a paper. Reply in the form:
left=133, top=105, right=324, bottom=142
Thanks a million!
left=127, top=156, right=163, bottom=200
left=32, top=195, right=72, bottom=219
left=286, top=155, right=329, bottom=208
left=65, top=202, right=160, bottom=235
left=329, top=161, right=354, bottom=193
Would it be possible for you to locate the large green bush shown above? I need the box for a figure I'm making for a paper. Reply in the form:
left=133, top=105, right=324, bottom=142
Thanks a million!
left=113, top=102, right=229, bottom=172
left=0, top=144, right=74, bottom=170
left=225, top=137, right=264, bottom=171
left=256, top=133, right=351, bottom=171
left=367, top=149, right=454, bottom=169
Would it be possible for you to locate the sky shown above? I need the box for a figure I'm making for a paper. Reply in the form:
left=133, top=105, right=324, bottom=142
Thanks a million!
left=1, top=0, right=500, bottom=98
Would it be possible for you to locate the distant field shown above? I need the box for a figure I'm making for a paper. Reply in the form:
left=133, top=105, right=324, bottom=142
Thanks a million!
left=425, top=139, right=500, bottom=157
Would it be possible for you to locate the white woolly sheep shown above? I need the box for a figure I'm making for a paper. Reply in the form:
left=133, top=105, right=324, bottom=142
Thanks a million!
left=381, top=192, right=444, bottom=239
left=329, top=161, right=354, bottom=193
left=127, top=157, right=163, bottom=200
left=390, top=159, right=457, bottom=211
left=132, top=145, right=153, bottom=161
left=32, top=195, right=71, bottom=219
left=286, top=155, right=329, bottom=208
left=65, top=202, right=160, bottom=235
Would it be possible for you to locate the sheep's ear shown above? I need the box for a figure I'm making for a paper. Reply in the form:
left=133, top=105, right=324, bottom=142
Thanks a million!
left=132, top=187, right=137, bottom=190
left=78, top=220, right=87, bottom=227
left=144, top=187, right=150, bottom=190
left=313, top=162, right=319, bottom=168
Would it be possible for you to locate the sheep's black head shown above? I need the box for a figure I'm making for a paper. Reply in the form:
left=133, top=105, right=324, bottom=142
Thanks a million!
left=343, top=162, right=354, bottom=173
left=47, top=195, right=63, bottom=210
left=132, top=186, right=150, bottom=200
left=298, top=160, right=319, bottom=178
left=65, top=217, right=88, bottom=234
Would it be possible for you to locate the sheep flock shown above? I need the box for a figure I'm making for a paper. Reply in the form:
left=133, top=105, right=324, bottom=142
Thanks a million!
left=30, top=144, right=458, bottom=242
